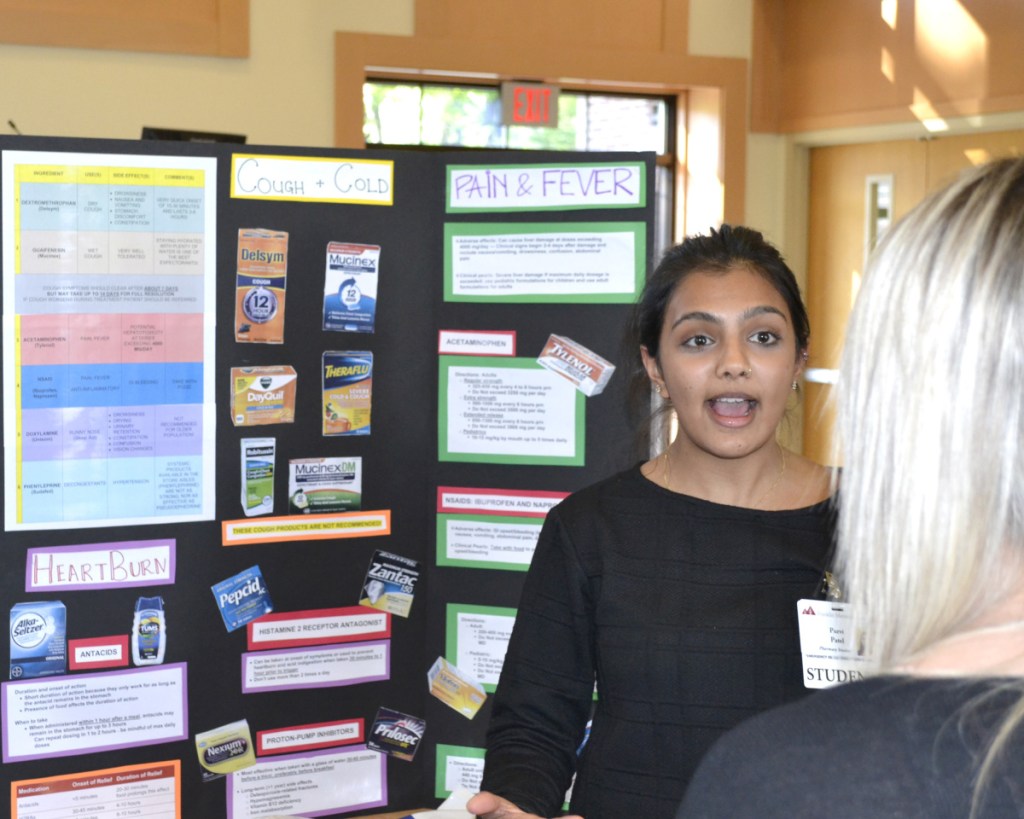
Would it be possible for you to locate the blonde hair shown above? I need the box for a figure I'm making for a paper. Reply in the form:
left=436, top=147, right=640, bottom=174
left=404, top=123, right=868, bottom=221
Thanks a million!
left=835, top=157, right=1024, bottom=668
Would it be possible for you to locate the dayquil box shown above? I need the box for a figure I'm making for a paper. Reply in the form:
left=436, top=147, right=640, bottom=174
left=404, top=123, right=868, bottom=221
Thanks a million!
left=10, top=601, right=67, bottom=679
left=231, top=366, right=297, bottom=426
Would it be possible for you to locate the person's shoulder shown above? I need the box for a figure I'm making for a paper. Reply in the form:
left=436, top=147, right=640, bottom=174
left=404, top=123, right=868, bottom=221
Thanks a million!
left=550, top=464, right=649, bottom=516
left=676, top=680, right=893, bottom=818
left=540, top=466, right=651, bottom=536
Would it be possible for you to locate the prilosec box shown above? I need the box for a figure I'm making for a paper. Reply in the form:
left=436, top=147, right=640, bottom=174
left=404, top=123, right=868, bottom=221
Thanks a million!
left=231, top=366, right=297, bottom=426
left=367, top=707, right=425, bottom=761
left=10, top=601, right=67, bottom=679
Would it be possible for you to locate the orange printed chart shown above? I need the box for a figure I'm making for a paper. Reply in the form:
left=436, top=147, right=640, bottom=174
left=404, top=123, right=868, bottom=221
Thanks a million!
left=11, top=760, right=180, bottom=819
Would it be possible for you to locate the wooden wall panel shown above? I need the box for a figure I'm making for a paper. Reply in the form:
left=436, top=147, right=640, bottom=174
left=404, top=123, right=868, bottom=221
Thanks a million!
left=0, top=0, right=248, bottom=56
left=803, top=139, right=927, bottom=463
left=802, top=130, right=1024, bottom=463
left=414, top=0, right=678, bottom=55
left=752, top=0, right=1024, bottom=133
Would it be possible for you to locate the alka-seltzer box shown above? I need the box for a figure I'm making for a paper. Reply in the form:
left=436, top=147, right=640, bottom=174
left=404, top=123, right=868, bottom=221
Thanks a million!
left=367, top=707, right=425, bottom=762
left=427, top=657, right=487, bottom=719
left=231, top=366, right=297, bottom=426
left=323, top=242, right=381, bottom=334
left=211, top=565, right=273, bottom=632
left=235, top=228, right=288, bottom=344
left=322, top=351, right=372, bottom=436
left=360, top=549, right=421, bottom=618
left=10, top=601, right=67, bottom=679
left=288, top=456, right=362, bottom=514
left=536, top=334, right=616, bottom=397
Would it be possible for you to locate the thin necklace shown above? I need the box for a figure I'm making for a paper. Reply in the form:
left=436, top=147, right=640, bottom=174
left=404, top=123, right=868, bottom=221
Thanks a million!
left=662, top=442, right=787, bottom=509
left=752, top=442, right=787, bottom=509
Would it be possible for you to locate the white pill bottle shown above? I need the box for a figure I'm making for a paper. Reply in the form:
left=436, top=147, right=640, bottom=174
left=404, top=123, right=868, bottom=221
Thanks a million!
left=132, top=596, right=166, bottom=666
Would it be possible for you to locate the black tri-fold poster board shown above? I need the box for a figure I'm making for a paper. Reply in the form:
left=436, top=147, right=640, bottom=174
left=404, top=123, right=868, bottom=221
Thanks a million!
left=0, top=134, right=654, bottom=818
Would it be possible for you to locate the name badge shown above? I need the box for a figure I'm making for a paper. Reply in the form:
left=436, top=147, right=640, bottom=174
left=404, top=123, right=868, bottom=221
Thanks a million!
left=797, top=599, right=877, bottom=689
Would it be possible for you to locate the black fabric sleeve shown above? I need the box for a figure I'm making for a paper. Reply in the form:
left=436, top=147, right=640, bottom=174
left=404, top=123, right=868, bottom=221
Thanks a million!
left=479, top=506, right=598, bottom=815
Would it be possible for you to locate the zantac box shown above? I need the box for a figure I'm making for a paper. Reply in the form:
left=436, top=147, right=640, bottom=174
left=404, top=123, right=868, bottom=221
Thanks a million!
left=231, top=366, right=297, bottom=426
left=536, top=334, right=615, bottom=396
left=10, top=601, right=67, bottom=679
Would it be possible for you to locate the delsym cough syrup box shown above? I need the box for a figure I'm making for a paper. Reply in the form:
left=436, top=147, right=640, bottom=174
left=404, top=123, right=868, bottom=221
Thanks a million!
left=10, top=601, right=67, bottom=679
left=235, top=228, right=288, bottom=344
left=322, top=351, right=372, bottom=436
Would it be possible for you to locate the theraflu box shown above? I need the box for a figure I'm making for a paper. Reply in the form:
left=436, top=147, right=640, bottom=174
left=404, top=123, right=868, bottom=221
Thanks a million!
left=322, top=351, right=372, bottom=436
left=235, top=228, right=288, bottom=344
left=10, top=600, right=67, bottom=679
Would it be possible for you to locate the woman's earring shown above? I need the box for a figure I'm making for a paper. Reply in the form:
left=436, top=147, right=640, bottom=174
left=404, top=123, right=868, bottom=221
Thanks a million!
left=792, top=381, right=799, bottom=391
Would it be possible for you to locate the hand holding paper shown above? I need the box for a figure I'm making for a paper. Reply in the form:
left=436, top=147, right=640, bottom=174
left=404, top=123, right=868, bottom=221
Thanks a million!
left=465, top=790, right=583, bottom=819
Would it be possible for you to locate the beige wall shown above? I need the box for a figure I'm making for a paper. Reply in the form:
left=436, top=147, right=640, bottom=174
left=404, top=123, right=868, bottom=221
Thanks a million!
left=1, top=0, right=770, bottom=230
left=0, top=1, right=413, bottom=147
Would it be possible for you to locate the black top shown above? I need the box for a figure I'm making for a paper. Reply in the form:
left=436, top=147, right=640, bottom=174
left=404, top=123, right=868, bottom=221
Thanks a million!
left=677, top=676, right=1024, bottom=818
left=479, top=465, right=836, bottom=819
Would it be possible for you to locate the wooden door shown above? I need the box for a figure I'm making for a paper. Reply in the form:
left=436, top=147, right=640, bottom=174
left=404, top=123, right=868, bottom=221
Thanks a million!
left=803, top=130, right=1024, bottom=465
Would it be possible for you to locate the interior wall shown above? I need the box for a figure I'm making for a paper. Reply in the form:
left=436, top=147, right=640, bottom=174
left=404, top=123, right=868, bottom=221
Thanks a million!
left=0, top=1, right=413, bottom=147
left=334, top=0, right=751, bottom=230
left=803, top=129, right=1024, bottom=465
left=751, top=0, right=1024, bottom=133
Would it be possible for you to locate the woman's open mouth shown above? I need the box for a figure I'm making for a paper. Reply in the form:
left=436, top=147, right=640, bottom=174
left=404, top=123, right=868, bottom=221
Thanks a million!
left=708, top=396, right=757, bottom=420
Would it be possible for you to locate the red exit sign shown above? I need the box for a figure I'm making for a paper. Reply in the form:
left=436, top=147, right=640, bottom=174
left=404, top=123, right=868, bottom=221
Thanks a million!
left=501, top=82, right=560, bottom=128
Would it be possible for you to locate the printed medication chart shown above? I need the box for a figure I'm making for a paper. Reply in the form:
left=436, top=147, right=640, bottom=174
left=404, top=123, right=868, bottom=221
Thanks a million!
left=2, top=151, right=217, bottom=530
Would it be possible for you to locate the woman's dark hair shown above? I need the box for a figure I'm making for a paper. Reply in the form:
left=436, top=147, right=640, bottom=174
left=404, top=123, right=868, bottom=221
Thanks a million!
left=624, top=224, right=810, bottom=448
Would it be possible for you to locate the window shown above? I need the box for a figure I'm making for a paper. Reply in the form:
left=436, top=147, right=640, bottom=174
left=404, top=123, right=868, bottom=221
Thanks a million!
left=364, top=80, right=675, bottom=250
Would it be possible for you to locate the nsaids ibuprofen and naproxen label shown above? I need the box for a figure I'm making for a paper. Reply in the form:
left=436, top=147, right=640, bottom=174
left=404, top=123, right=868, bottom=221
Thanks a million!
left=322, top=352, right=372, bottom=436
